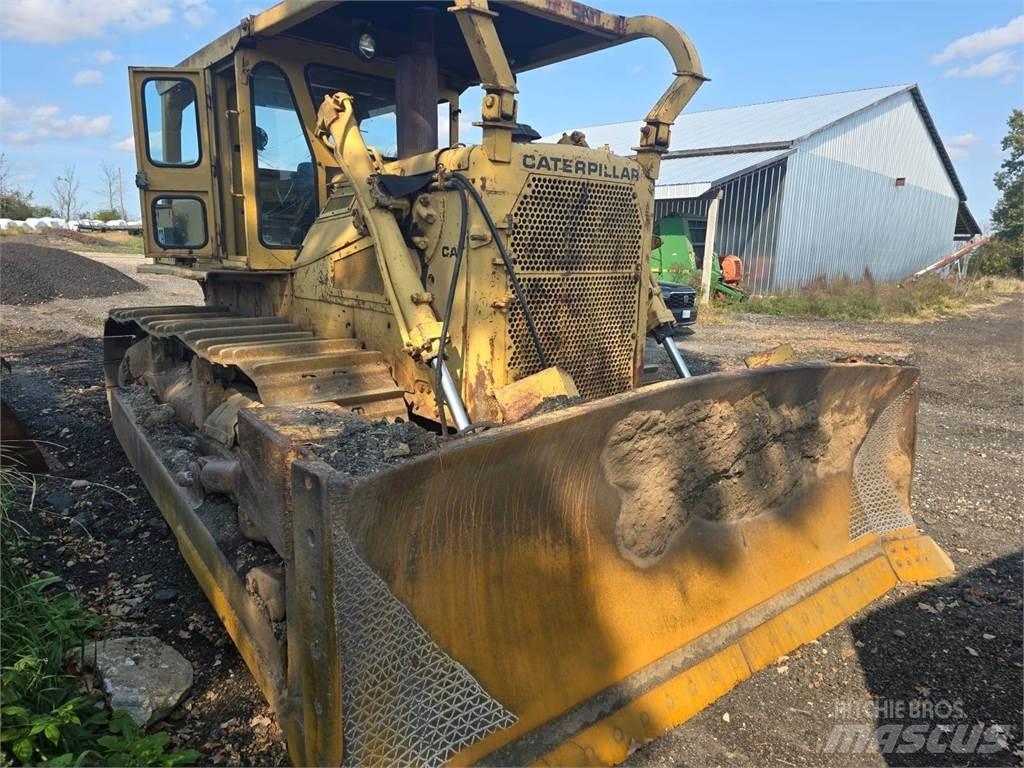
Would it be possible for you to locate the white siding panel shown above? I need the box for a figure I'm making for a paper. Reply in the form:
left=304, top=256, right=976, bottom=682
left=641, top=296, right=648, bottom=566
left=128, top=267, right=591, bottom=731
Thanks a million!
left=775, top=91, right=958, bottom=290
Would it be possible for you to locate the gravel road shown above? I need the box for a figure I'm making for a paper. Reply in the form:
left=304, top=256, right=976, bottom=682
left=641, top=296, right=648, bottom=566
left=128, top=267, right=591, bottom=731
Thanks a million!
left=1, top=252, right=1020, bottom=766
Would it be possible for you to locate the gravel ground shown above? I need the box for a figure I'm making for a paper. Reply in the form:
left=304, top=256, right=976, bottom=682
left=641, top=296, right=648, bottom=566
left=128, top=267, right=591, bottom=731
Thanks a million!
left=0, top=242, right=144, bottom=305
left=1, top=254, right=1020, bottom=767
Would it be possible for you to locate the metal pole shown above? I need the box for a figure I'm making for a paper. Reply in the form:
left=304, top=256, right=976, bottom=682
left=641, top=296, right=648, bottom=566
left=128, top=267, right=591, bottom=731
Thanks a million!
left=661, top=336, right=692, bottom=378
left=431, top=358, right=472, bottom=431
left=700, top=190, right=723, bottom=306
left=395, top=7, right=439, bottom=158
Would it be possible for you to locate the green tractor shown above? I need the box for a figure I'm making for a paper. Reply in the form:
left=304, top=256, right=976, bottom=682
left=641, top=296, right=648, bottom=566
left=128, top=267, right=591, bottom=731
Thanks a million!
left=651, top=215, right=747, bottom=301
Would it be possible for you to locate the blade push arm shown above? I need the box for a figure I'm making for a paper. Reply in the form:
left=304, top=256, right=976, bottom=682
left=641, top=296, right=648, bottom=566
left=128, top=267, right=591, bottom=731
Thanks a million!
left=314, top=93, right=444, bottom=360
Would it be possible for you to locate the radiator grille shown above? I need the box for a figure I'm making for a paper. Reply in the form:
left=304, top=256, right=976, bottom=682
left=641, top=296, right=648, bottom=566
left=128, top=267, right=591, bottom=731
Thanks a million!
left=509, top=176, right=643, bottom=272
left=506, top=175, right=643, bottom=400
left=508, top=275, right=638, bottom=400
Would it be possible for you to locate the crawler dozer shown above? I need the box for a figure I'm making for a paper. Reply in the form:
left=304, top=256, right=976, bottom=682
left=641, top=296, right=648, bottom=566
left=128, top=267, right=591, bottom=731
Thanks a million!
left=105, top=2, right=953, bottom=764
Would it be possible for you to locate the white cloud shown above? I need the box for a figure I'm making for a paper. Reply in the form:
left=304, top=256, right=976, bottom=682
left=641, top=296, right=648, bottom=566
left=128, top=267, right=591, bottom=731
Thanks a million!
left=72, top=69, right=103, bottom=86
left=945, top=132, right=977, bottom=159
left=0, top=97, right=112, bottom=144
left=111, top=136, right=135, bottom=152
left=0, top=0, right=213, bottom=44
left=931, top=15, right=1024, bottom=64
left=944, top=50, right=1019, bottom=79
left=94, top=49, right=116, bottom=64
left=0, top=96, right=17, bottom=121
left=29, top=105, right=60, bottom=121
left=181, top=0, right=214, bottom=28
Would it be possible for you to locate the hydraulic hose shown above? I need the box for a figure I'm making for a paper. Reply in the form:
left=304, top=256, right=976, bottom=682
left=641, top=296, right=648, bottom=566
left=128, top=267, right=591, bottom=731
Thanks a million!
left=447, top=172, right=549, bottom=370
left=435, top=181, right=470, bottom=434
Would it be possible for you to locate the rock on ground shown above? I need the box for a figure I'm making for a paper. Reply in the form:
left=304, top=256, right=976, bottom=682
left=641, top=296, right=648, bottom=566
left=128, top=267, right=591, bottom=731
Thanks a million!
left=81, top=636, right=194, bottom=727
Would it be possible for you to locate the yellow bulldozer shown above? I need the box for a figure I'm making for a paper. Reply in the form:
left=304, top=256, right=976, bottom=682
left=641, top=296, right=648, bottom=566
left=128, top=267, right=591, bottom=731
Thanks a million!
left=104, top=1, right=953, bottom=764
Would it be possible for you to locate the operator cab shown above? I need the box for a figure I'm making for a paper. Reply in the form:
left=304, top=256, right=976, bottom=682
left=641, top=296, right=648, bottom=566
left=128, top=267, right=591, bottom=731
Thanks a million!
left=128, top=0, right=699, bottom=274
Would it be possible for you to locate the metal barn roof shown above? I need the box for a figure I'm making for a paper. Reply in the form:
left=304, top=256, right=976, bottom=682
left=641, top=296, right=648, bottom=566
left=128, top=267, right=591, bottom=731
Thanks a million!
left=554, top=84, right=910, bottom=155
left=547, top=84, right=979, bottom=235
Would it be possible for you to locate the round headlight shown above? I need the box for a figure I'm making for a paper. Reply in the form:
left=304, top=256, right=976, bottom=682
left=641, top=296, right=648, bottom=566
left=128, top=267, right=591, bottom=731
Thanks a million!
left=356, top=32, right=376, bottom=60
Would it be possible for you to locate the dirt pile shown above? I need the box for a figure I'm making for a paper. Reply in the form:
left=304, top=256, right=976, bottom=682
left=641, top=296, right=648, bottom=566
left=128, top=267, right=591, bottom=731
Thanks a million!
left=1, top=242, right=143, bottom=305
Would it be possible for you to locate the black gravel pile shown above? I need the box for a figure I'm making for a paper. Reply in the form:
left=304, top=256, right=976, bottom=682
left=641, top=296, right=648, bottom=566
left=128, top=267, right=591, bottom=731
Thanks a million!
left=1, top=242, right=143, bottom=305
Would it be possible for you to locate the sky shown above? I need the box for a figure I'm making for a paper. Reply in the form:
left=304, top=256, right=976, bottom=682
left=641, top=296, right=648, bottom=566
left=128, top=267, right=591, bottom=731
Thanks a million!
left=0, top=0, right=1020, bottom=226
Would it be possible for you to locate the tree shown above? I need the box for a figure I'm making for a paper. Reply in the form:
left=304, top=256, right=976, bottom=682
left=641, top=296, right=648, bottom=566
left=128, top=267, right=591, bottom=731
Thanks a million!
left=991, top=109, right=1023, bottom=242
left=51, top=164, right=80, bottom=222
left=974, top=109, right=1024, bottom=277
left=92, top=208, right=121, bottom=222
left=0, top=154, right=55, bottom=219
left=98, top=163, right=119, bottom=216
left=0, top=153, right=10, bottom=198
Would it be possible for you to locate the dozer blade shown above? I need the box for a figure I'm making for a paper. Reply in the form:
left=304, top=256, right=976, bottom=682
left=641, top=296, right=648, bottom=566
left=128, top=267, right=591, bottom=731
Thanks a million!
left=281, top=362, right=953, bottom=767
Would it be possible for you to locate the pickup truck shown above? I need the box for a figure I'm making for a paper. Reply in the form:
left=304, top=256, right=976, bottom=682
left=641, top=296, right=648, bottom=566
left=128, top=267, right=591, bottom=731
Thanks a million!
left=659, top=282, right=698, bottom=329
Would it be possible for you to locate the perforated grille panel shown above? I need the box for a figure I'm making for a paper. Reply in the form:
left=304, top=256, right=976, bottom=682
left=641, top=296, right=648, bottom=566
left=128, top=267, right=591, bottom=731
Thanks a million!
left=509, top=176, right=643, bottom=272
left=506, top=175, right=643, bottom=400
left=508, top=274, right=639, bottom=400
left=849, top=386, right=916, bottom=540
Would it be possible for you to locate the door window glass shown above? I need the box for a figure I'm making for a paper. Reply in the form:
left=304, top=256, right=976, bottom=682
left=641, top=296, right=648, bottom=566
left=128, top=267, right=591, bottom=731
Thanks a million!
left=251, top=63, right=317, bottom=248
left=143, top=79, right=201, bottom=166
left=152, top=197, right=207, bottom=249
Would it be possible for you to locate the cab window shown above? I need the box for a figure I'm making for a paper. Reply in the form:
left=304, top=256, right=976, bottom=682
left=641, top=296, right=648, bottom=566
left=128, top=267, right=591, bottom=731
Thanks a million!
left=306, top=65, right=398, bottom=157
left=250, top=62, right=317, bottom=248
left=143, top=79, right=201, bottom=167
left=153, top=196, right=207, bottom=249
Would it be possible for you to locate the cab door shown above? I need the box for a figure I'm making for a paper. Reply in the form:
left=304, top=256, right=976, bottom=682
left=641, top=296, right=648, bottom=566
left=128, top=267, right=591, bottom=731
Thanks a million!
left=129, top=67, right=220, bottom=260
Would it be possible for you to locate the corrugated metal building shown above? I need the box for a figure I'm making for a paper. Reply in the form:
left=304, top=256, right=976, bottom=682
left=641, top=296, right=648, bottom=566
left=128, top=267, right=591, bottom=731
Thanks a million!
left=554, top=85, right=981, bottom=294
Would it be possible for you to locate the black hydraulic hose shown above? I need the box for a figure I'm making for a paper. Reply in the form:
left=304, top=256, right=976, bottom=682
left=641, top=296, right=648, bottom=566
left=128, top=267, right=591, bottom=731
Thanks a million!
left=447, top=172, right=549, bottom=370
left=435, top=181, right=469, bottom=434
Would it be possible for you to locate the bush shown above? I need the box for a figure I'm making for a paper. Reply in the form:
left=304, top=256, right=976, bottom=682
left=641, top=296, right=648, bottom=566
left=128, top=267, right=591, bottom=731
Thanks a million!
left=969, top=237, right=1023, bottom=278
left=0, top=191, right=55, bottom=220
left=0, top=461, right=200, bottom=767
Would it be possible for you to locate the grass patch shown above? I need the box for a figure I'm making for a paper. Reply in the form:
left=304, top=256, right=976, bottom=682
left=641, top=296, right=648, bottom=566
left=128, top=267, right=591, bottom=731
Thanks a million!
left=1, top=460, right=200, bottom=767
left=70, top=232, right=144, bottom=254
left=0, top=230, right=144, bottom=254
left=720, top=273, right=992, bottom=321
left=973, top=275, right=1024, bottom=294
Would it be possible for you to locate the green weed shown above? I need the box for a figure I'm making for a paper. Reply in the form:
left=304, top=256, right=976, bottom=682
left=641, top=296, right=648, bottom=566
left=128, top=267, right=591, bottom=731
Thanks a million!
left=0, top=459, right=200, bottom=767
